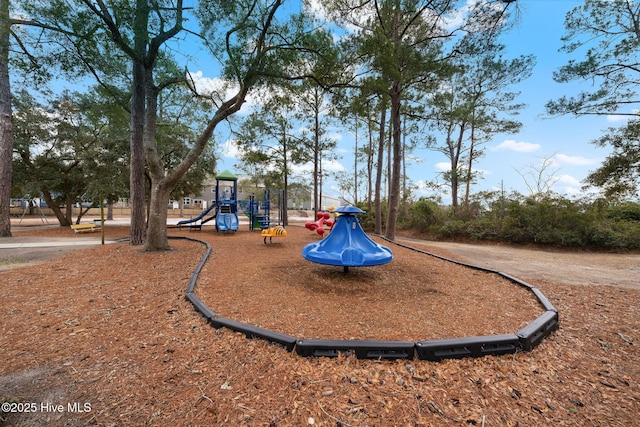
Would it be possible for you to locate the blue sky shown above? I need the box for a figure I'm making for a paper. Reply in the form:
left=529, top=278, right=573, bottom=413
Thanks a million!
left=465, top=0, right=617, bottom=198
left=207, top=0, right=624, bottom=203
left=29, top=0, right=620, bottom=203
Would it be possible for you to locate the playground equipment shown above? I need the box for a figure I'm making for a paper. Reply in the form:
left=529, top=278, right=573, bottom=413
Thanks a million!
left=302, top=206, right=393, bottom=273
left=176, top=170, right=239, bottom=232
left=17, top=198, right=49, bottom=225
left=242, top=189, right=287, bottom=244
left=262, top=225, right=287, bottom=244
left=214, top=170, right=239, bottom=232
left=305, top=211, right=334, bottom=236
left=176, top=203, right=217, bottom=230
left=183, top=232, right=559, bottom=360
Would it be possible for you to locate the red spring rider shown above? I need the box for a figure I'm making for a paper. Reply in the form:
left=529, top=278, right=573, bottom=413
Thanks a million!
left=305, top=211, right=334, bottom=236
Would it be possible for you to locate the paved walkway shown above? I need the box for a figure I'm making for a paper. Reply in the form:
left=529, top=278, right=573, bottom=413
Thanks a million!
left=0, top=238, right=119, bottom=249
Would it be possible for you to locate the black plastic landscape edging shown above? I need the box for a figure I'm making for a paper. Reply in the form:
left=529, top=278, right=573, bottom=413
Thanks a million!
left=177, top=234, right=559, bottom=361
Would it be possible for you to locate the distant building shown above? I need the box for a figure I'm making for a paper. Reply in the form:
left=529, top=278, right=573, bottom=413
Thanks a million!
left=169, top=173, right=346, bottom=212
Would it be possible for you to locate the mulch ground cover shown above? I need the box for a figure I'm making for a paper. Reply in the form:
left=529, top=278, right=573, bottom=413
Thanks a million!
left=1, top=223, right=638, bottom=426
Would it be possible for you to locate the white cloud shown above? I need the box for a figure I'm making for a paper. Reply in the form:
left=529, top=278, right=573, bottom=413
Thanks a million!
left=559, top=186, right=582, bottom=196
left=492, top=140, right=541, bottom=153
left=443, top=0, right=478, bottom=30
left=556, top=174, right=581, bottom=186
left=607, top=114, right=628, bottom=123
left=553, top=174, right=592, bottom=196
left=413, top=180, right=440, bottom=198
left=291, top=160, right=345, bottom=176
left=304, top=0, right=376, bottom=35
left=435, top=162, right=451, bottom=171
left=414, top=179, right=430, bottom=189
left=327, top=131, right=343, bottom=142
left=607, top=110, right=639, bottom=122
left=554, top=153, right=600, bottom=166
left=188, top=71, right=260, bottom=113
left=443, top=0, right=507, bottom=33
left=304, top=0, right=329, bottom=20
left=324, top=159, right=346, bottom=172
left=219, top=139, right=241, bottom=159
left=189, top=71, right=231, bottom=98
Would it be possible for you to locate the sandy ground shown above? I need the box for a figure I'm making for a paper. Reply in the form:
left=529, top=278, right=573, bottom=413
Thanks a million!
left=395, top=237, right=640, bottom=290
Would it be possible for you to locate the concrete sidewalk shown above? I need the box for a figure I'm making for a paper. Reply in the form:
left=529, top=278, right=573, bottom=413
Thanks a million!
left=0, top=238, right=121, bottom=249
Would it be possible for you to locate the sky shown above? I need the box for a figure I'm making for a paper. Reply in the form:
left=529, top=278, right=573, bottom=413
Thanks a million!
left=205, top=0, right=625, bottom=203
left=460, top=0, right=618, bottom=198
left=25, top=0, right=624, bottom=204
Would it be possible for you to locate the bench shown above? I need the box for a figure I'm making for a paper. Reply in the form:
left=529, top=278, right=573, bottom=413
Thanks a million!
left=70, top=223, right=100, bottom=233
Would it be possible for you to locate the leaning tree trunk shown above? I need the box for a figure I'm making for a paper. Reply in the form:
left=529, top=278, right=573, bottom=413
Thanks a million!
left=39, top=190, right=72, bottom=226
left=0, top=0, right=12, bottom=237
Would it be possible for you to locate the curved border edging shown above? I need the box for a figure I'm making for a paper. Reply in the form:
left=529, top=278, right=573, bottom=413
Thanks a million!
left=175, top=235, right=558, bottom=361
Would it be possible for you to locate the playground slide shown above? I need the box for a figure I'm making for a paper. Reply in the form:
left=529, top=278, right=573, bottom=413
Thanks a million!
left=216, top=212, right=239, bottom=232
left=176, top=203, right=217, bottom=226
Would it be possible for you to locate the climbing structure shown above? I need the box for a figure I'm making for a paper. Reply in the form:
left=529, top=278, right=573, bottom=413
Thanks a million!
left=214, top=170, right=239, bottom=233
left=239, top=190, right=287, bottom=243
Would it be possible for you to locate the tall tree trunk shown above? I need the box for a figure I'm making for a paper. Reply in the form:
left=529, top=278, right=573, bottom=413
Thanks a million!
left=374, top=105, right=386, bottom=234
left=313, top=106, right=319, bottom=216
left=0, top=0, right=12, bottom=237
left=464, top=123, right=476, bottom=206
left=143, top=68, right=171, bottom=251
left=401, top=113, right=407, bottom=219
left=385, top=80, right=402, bottom=240
left=353, top=116, right=358, bottom=206
left=450, top=124, right=465, bottom=208
left=367, top=115, right=374, bottom=211
left=129, top=64, right=146, bottom=245
left=39, top=190, right=71, bottom=226
left=282, top=123, right=289, bottom=226
left=129, top=0, right=149, bottom=246
left=308, top=86, right=319, bottom=214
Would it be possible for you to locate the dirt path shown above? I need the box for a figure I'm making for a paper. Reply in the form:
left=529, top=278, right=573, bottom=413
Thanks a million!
left=397, top=237, right=640, bottom=290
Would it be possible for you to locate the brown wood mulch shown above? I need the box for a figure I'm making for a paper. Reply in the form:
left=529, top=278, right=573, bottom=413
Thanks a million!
left=1, top=224, right=638, bottom=426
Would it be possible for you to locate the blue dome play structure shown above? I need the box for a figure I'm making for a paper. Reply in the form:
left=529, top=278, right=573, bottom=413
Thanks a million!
left=302, top=206, right=393, bottom=272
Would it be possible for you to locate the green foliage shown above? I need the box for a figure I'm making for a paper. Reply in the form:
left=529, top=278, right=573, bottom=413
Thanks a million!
left=405, top=197, right=442, bottom=232
left=608, top=201, right=640, bottom=222
left=399, top=192, right=640, bottom=249
left=12, top=89, right=130, bottom=220
left=357, top=200, right=386, bottom=232
left=548, top=0, right=640, bottom=116
left=233, top=92, right=309, bottom=189
left=585, top=119, right=640, bottom=198
left=198, top=0, right=338, bottom=88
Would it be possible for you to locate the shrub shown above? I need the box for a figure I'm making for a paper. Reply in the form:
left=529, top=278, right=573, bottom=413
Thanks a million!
left=406, top=198, right=442, bottom=232
left=400, top=193, right=640, bottom=249
left=608, top=202, right=640, bottom=222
